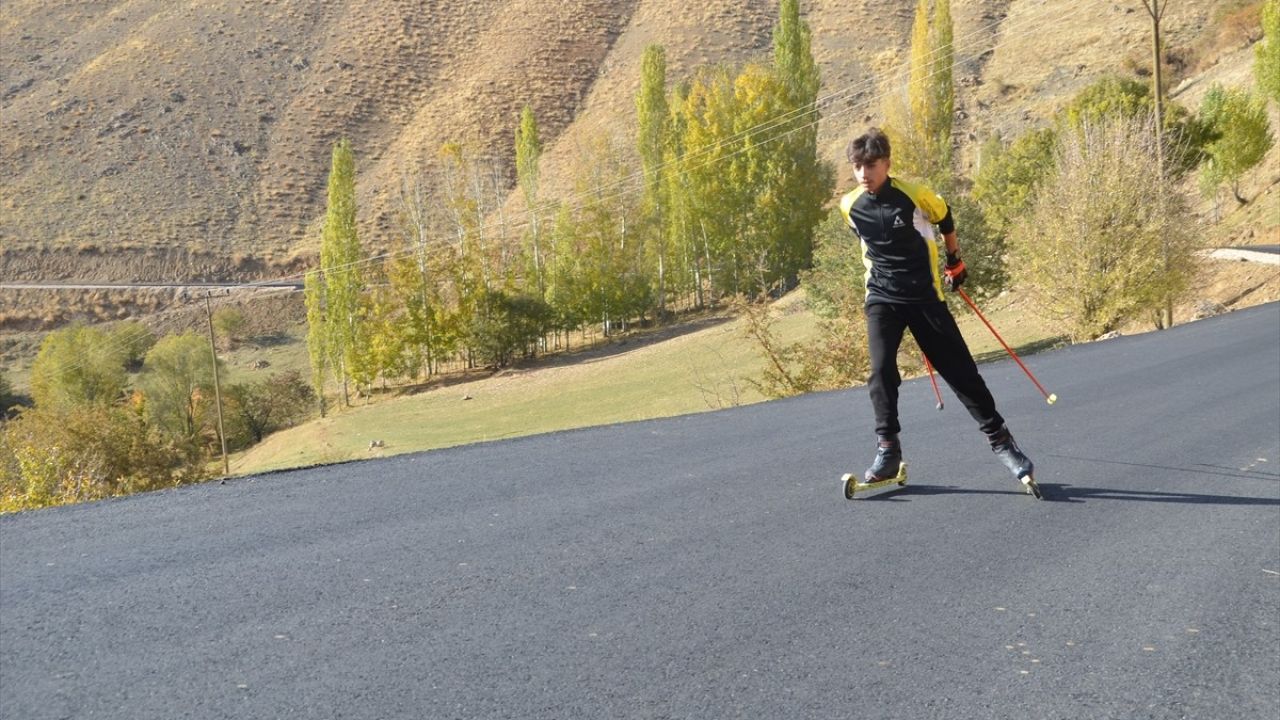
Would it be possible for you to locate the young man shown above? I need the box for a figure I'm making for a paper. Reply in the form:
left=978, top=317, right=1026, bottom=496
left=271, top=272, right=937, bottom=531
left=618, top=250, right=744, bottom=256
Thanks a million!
left=839, top=127, right=1037, bottom=493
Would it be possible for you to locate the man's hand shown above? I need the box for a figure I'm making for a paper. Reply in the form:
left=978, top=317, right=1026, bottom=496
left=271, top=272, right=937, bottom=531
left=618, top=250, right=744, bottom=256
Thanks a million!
left=944, top=251, right=967, bottom=291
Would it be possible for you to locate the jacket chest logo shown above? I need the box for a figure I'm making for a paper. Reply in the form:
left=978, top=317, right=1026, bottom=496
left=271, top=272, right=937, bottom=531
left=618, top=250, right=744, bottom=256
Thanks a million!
left=891, top=215, right=906, bottom=228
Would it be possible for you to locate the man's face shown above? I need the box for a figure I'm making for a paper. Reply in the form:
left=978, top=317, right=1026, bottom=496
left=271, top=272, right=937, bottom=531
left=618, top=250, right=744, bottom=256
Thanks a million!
left=853, top=157, right=889, bottom=194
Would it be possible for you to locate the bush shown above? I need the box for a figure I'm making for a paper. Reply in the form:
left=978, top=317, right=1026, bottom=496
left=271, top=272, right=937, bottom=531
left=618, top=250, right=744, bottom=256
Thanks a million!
left=1013, top=116, right=1198, bottom=340
left=30, top=323, right=128, bottom=409
left=213, top=306, right=249, bottom=348
left=110, top=320, right=157, bottom=372
left=1199, top=84, right=1275, bottom=204
left=466, top=290, right=553, bottom=368
left=222, top=371, right=315, bottom=448
left=0, top=403, right=208, bottom=513
left=738, top=290, right=870, bottom=399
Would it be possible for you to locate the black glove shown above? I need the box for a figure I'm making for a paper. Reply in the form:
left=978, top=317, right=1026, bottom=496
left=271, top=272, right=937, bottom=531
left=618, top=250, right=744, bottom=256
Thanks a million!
left=943, top=252, right=967, bottom=291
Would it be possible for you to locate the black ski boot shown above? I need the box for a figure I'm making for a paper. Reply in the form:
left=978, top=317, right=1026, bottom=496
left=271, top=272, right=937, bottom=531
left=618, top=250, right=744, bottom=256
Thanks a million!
left=988, top=426, right=1042, bottom=499
left=864, top=435, right=905, bottom=483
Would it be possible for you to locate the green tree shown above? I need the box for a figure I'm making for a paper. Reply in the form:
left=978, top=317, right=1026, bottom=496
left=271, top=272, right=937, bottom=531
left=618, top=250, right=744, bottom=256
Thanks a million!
left=774, top=0, right=820, bottom=106
left=972, top=129, right=1057, bottom=240
left=885, top=0, right=955, bottom=189
left=1062, top=75, right=1213, bottom=177
left=1014, top=116, right=1198, bottom=340
left=212, top=306, right=249, bottom=348
left=770, top=0, right=834, bottom=286
left=223, top=371, right=315, bottom=448
left=437, top=142, right=506, bottom=363
left=516, top=106, right=546, bottom=297
left=393, top=170, right=454, bottom=378
left=1257, top=0, right=1280, bottom=103
left=678, top=66, right=743, bottom=297
left=637, top=45, right=673, bottom=311
left=110, top=320, right=156, bottom=371
left=30, top=323, right=127, bottom=410
left=140, top=332, right=219, bottom=443
left=1199, top=84, right=1275, bottom=204
left=1, top=402, right=206, bottom=512
left=944, top=192, right=1006, bottom=304
left=317, top=139, right=367, bottom=406
left=675, top=56, right=830, bottom=298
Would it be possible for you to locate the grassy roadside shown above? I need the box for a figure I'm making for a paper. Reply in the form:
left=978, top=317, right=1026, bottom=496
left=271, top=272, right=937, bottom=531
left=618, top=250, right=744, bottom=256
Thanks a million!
left=229, top=291, right=1064, bottom=475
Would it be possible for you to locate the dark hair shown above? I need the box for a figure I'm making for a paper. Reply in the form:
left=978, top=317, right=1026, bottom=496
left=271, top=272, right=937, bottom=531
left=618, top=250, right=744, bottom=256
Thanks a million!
left=846, top=127, right=891, bottom=165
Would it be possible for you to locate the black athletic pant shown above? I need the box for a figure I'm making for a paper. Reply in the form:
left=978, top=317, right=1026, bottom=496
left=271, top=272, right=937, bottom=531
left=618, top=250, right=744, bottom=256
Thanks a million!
left=865, top=301, right=1004, bottom=438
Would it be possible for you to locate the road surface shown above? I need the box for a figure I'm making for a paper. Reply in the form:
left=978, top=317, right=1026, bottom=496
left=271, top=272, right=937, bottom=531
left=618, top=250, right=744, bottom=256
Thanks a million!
left=2, top=303, right=1278, bottom=719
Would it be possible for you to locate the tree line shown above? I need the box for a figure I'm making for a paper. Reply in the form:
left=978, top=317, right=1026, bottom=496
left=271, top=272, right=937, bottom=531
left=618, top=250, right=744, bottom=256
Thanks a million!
left=303, top=0, right=833, bottom=413
left=749, top=0, right=1276, bottom=396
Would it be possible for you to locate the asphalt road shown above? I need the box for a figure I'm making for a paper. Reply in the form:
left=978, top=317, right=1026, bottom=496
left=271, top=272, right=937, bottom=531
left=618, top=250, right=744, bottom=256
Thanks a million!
left=2, top=303, right=1278, bottom=720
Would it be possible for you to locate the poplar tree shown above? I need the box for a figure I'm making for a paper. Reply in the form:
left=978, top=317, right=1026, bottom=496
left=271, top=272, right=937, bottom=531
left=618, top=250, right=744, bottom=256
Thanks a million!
left=663, top=81, right=705, bottom=307
left=770, top=0, right=832, bottom=286
left=318, top=139, right=366, bottom=406
left=1259, top=0, right=1280, bottom=103
left=888, top=0, right=954, bottom=188
left=773, top=0, right=819, bottom=107
left=515, top=106, right=545, bottom=297
left=679, top=67, right=747, bottom=295
left=636, top=45, right=672, bottom=311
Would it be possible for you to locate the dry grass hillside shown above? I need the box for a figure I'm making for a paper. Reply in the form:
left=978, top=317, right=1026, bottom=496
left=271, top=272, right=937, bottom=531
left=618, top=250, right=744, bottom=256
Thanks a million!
left=3, top=0, right=1265, bottom=281
left=0, top=0, right=1274, bottom=345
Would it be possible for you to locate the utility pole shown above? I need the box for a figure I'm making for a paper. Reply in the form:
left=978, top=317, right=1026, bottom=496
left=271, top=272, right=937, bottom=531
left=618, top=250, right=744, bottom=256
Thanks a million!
left=1139, top=0, right=1168, bottom=175
left=1139, top=0, right=1173, bottom=329
left=203, top=293, right=230, bottom=476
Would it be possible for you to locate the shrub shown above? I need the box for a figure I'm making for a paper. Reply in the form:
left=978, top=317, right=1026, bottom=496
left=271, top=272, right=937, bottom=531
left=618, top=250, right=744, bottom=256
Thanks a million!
left=110, top=320, right=157, bottom=372
left=30, top=323, right=127, bottom=410
left=212, top=306, right=249, bottom=348
left=1199, top=84, right=1275, bottom=204
left=0, top=403, right=207, bottom=513
left=466, top=290, right=553, bottom=368
left=1013, top=116, right=1198, bottom=340
left=222, top=371, right=315, bottom=448
left=139, top=332, right=219, bottom=443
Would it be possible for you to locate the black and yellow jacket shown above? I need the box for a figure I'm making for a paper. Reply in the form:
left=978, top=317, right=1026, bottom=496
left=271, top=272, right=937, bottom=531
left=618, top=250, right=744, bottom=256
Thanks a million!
left=839, top=177, right=955, bottom=305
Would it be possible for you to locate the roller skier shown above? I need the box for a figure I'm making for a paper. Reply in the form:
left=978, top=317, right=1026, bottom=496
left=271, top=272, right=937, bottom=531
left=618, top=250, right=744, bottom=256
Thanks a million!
left=838, top=128, right=1042, bottom=499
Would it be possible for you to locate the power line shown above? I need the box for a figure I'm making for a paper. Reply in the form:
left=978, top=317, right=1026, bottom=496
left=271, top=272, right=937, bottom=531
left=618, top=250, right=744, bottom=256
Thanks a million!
left=22, top=0, right=1089, bottom=384
left=219, top=0, right=1089, bottom=292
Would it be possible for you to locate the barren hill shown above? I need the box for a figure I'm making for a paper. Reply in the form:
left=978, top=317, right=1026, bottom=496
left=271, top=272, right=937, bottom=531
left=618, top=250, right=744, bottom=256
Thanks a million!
left=0, top=0, right=1261, bottom=287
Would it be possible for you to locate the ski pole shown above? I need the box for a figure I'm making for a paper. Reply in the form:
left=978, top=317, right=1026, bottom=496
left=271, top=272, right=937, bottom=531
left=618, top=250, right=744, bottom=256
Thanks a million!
left=922, top=353, right=944, bottom=410
left=956, top=288, right=1058, bottom=405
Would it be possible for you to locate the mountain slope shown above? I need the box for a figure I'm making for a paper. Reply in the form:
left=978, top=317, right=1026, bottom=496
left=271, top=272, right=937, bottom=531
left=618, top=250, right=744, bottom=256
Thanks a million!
left=0, top=0, right=1261, bottom=285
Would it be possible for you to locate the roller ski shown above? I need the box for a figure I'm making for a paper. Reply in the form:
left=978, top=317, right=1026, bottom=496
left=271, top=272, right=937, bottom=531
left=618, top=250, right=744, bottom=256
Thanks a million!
left=842, top=436, right=907, bottom=499
left=989, top=427, right=1043, bottom=500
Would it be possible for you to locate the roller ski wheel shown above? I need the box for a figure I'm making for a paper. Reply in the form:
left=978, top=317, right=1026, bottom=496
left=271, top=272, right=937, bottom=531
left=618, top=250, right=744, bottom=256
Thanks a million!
left=842, top=461, right=908, bottom=500
left=1021, top=474, right=1044, bottom=500
left=989, top=427, right=1043, bottom=500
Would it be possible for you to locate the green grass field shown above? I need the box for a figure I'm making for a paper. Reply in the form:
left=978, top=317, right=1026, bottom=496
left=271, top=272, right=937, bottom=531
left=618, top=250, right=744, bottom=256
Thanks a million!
left=230, top=292, right=1064, bottom=475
